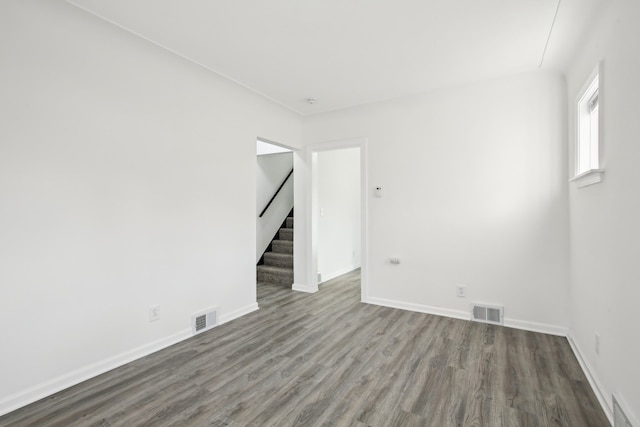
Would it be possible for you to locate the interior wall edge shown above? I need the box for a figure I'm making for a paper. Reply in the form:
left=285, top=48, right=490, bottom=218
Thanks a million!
left=218, top=303, right=260, bottom=326
left=367, top=295, right=616, bottom=423
left=566, top=331, right=613, bottom=426
left=320, top=265, right=361, bottom=284
left=292, top=283, right=319, bottom=294
left=366, top=296, right=569, bottom=336
left=0, top=329, right=190, bottom=417
left=0, top=302, right=260, bottom=417
left=366, top=296, right=470, bottom=321
left=502, top=318, right=568, bottom=337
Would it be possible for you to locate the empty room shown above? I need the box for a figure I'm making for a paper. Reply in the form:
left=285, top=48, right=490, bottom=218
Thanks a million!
left=1, top=0, right=639, bottom=426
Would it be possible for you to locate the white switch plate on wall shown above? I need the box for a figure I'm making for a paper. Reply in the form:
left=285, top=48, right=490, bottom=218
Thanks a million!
left=149, top=305, right=160, bottom=322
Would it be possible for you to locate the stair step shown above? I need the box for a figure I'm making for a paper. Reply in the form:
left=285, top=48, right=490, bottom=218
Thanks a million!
left=286, top=217, right=294, bottom=229
left=272, top=240, right=293, bottom=254
left=257, top=265, right=293, bottom=287
left=264, top=252, right=293, bottom=268
left=279, top=228, right=293, bottom=241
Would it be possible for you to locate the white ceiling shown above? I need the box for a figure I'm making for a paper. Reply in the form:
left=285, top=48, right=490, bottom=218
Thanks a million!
left=66, top=0, right=604, bottom=115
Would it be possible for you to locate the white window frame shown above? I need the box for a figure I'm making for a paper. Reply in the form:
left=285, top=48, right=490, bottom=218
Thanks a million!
left=570, top=63, right=604, bottom=188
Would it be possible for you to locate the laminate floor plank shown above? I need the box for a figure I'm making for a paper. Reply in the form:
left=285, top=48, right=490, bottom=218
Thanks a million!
left=0, top=269, right=610, bottom=426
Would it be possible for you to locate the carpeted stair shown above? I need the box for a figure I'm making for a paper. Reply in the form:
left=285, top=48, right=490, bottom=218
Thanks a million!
left=257, top=215, right=293, bottom=287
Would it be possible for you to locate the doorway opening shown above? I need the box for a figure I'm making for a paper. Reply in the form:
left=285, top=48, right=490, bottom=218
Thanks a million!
left=316, top=148, right=361, bottom=283
left=308, top=138, right=368, bottom=301
left=256, top=138, right=295, bottom=290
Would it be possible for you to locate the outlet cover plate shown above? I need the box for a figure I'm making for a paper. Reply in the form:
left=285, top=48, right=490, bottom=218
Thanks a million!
left=149, top=305, right=160, bottom=322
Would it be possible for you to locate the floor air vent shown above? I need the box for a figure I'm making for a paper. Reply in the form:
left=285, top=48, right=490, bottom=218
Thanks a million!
left=192, top=308, right=218, bottom=335
left=471, top=303, right=504, bottom=325
left=614, top=393, right=638, bottom=427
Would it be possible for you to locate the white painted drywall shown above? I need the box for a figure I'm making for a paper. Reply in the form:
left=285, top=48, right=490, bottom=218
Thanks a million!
left=302, top=71, right=570, bottom=331
left=292, top=149, right=311, bottom=290
left=565, top=0, right=640, bottom=421
left=0, top=0, right=301, bottom=415
left=317, top=148, right=361, bottom=282
left=256, top=152, right=293, bottom=262
left=256, top=140, right=292, bottom=156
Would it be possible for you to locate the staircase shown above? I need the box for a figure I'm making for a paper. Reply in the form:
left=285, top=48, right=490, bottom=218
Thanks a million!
left=257, top=213, right=293, bottom=287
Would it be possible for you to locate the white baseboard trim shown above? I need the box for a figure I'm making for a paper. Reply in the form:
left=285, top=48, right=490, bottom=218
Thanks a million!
left=320, top=264, right=361, bottom=283
left=366, top=296, right=470, bottom=320
left=292, top=283, right=318, bottom=293
left=366, top=297, right=569, bottom=337
left=0, top=300, right=262, bottom=417
left=566, top=332, right=613, bottom=425
left=0, top=328, right=191, bottom=417
left=503, top=318, right=568, bottom=337
left=219, top=302, right=259, bottom=325
left=366, top=297, right=615, bottom=424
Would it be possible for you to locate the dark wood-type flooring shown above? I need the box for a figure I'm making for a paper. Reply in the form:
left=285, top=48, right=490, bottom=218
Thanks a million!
left=0, top=270, right=610, bottom=426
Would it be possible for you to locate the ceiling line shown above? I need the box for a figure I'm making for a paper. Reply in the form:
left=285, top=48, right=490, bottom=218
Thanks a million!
left=539, top=0, right=562, bottom=68
left=65, top=0, right=305, bottom=116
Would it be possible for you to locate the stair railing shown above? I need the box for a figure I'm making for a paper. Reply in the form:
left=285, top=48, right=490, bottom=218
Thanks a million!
left=259, top=168, right=293, bottom=218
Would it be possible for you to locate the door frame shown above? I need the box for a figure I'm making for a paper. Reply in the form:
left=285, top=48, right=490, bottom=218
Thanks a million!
left=295, top=137, right=368, bottom=302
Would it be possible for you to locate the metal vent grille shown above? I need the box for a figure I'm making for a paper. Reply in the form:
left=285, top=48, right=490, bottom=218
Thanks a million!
left=614, top=394, right=637, bottom=427
left=487, top=308, right=501, bottom=323
left=192, top=308, right=218, bottom=335
left=471, top=303, right=504, bottom=326
left=195, top=314, right=207, bottom=332
left=473, top=306, right=487, bottom=320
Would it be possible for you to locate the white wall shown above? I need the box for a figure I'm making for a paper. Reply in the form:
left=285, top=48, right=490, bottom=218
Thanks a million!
left=303, top=72, right=570, bottom=332
left=0, top=0, right=301, bottom=415
left=317, top=148, right=361, bottom=282
left=256, top=152, right=293, bottom=262
left=565, top=0, right=640, bottom=421
left=3, top=0, right=634, bottom=421
left=256, top=140, right=292, bottom=156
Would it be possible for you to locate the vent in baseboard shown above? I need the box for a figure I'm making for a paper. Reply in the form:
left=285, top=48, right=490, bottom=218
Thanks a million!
left=471, top=303, right=504, bottom=325
left=614, top=393, right=638, bottom=427
left=192, top=308, right=218, bottom=335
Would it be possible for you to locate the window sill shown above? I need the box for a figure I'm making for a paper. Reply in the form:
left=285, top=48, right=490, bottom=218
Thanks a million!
left=570, top=169, right=605, bottom=188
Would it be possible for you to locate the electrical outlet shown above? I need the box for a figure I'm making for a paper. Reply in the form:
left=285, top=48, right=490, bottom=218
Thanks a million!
left=456, top=285, right=466, bottom=298
left=595, top=333, right=600, bottom=355
left=149, top=305, right=160, bottom=322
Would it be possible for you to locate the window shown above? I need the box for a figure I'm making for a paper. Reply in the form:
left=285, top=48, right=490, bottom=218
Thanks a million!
left=571, top=64, right=604, bottom=188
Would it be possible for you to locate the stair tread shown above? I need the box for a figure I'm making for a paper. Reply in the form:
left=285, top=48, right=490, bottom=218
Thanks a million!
left=271, top=239, right=293, bottom=254
left=258, top=211, right=294, bottom=286
left=263, top=251, right=293, bottom=268
left=264, top=252, right=293, bottom=258
left=257, top=265, right=293, bottom=274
